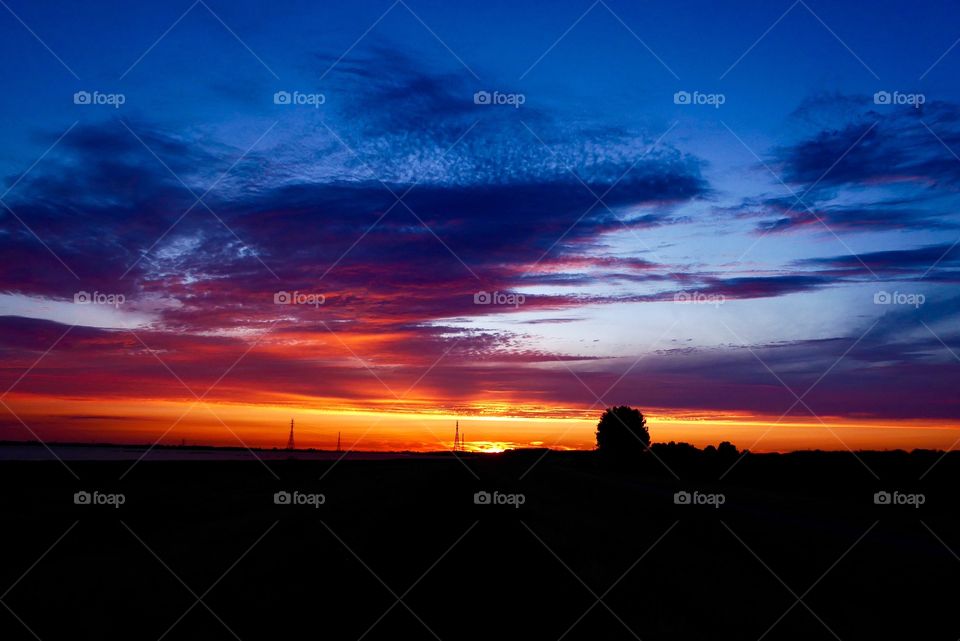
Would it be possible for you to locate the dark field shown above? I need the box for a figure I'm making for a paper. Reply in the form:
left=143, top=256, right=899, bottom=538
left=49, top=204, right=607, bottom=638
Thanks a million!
left=2, top=449, right=958, bottom=640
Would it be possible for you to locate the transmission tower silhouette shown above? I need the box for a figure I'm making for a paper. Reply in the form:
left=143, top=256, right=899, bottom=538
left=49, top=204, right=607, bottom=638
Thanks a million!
left=287, top=418, right=295, bottom=450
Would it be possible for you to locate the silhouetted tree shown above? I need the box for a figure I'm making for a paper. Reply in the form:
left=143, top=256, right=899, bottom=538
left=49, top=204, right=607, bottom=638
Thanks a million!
left=717, top=441, right=738, bottom=458
left=596, top=406, right=650, bottom=460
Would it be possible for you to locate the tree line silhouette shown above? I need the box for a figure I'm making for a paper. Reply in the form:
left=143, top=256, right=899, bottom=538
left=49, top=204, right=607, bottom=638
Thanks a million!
left=595, top=405, right=741, bottom=463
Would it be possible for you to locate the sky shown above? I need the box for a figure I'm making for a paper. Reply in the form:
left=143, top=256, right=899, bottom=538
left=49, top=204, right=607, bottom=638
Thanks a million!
left=1, top=0, right=959, bottom=452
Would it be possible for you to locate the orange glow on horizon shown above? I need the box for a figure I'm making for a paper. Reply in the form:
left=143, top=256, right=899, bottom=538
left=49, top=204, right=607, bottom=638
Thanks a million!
left=2, top=392, right=959, bottom=453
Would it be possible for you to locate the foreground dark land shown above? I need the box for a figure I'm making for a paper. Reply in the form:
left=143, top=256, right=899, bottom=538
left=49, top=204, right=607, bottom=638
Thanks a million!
left=1, top=449, right=958, bottom=640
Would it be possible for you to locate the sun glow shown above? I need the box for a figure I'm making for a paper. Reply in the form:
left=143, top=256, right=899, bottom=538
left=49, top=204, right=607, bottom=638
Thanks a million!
left=3, top=393, right=959, bottom=453
left=468, top=442, right=508, bottom=454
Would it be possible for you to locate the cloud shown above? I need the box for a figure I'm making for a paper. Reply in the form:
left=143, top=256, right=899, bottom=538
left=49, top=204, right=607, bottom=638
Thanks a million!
left=779, top=96, right=960, bottom=189
left=752, top=197, right=960, bottom=234
left=1, top=46, right=709, bottom=335
left=795, top=243, right=960, bottom=279
left=5, top=61, right=960, bottom=434
left=739, top=94, right=960, bottom=235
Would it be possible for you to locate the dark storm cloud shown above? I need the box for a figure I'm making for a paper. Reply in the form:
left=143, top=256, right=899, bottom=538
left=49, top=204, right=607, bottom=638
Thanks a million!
left=739, top=95, right=960, bottom=235
left=1, top=72, right=708, bottom=323
left=753, top=197, right=960, bottom=234
left=777, top=97, right=960, bottom=189
left=795, top=243, right=960, bottom=278
left=319, top=46, right=492, bottom=133
left=697, top=275, right=831, bottom=298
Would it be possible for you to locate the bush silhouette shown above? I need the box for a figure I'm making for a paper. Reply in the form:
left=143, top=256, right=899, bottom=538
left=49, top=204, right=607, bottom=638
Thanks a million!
left=717, top=441, right=738, bottom=458
left=595, top=406, right=650, bottom=459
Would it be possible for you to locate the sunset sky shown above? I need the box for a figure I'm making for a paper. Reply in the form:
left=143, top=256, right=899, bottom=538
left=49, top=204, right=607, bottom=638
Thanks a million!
left=1, top=0, right=959, bottom=452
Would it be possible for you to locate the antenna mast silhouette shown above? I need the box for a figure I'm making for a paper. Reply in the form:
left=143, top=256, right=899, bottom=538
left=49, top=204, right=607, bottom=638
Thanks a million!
left=336, top=431, right=342, bottom=453
left=454, top=421, right=462, bottom=452
left=287, top=418, right=295, bottom=450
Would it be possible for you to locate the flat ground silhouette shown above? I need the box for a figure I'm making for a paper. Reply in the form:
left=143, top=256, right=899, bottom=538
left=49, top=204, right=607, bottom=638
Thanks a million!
left=1, top=449, right=957, bottom=640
